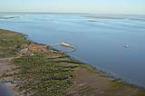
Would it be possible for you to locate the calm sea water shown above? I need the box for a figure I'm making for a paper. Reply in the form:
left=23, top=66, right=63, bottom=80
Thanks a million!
left=0, top=13, right=145, bottom=88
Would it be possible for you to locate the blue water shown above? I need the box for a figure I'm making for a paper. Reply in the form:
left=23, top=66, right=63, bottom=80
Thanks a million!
left=0, top=13, right=145, bottom=88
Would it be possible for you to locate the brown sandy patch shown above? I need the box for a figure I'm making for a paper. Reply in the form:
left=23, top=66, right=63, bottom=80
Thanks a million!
left=20, top=43, right=65, bottom=58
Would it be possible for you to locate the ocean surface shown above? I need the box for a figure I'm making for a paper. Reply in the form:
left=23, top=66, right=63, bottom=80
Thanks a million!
left=0, top=13, right=145, bottom=88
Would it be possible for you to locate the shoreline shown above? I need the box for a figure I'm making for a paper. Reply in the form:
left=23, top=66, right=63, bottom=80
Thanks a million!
left=20, top=40, right=145, bottom=90
left=0, top=29, right=145, bottom=96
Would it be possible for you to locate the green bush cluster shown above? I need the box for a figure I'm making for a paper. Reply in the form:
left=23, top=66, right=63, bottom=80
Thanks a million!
left=13, top=54, right=78, bottom=96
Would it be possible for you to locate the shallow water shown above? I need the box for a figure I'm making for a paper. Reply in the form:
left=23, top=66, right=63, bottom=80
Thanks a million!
left=0, top=13, right=145, bottom=88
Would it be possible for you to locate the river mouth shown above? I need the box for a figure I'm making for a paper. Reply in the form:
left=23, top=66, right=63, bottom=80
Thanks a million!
left=0, top=13, right=145, bottom=88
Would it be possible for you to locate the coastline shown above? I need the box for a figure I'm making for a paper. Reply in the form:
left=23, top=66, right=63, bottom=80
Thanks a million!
left=0, top=29, right=145, bottom=96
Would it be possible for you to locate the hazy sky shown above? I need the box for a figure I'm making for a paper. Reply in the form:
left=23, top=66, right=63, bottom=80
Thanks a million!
left=0, top=0, right=145, bottom=14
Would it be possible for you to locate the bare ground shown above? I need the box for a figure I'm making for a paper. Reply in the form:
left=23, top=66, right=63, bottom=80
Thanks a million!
left=0, top=58, right=19, bottom=96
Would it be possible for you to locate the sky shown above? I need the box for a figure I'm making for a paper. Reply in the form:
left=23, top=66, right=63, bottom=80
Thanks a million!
left=0, top=0, right=145, bottom=14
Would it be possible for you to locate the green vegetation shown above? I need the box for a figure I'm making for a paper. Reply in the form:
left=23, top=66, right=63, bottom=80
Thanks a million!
left=12, top=53, right=79, bottom=96
left=111, top=80, right=126, bottom=90
left=0, top=29, right=29, bottom=58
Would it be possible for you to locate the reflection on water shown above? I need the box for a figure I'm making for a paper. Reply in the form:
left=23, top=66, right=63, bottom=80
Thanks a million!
left=0, top=13, right=145, bottom=88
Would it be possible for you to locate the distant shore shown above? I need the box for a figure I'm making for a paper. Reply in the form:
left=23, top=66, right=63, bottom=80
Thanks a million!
left=0, top=29, right=145, bottom=96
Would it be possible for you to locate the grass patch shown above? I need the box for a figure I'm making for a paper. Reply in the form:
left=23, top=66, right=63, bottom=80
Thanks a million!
left=12, top=53, right=79, bottom=96
left=111, top=80, right=125, bottom=90
left=0, top=29, right=30, bottom=58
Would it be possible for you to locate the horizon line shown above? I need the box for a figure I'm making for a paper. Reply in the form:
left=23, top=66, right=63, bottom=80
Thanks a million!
left=0, top=12, right=145, bottom=16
